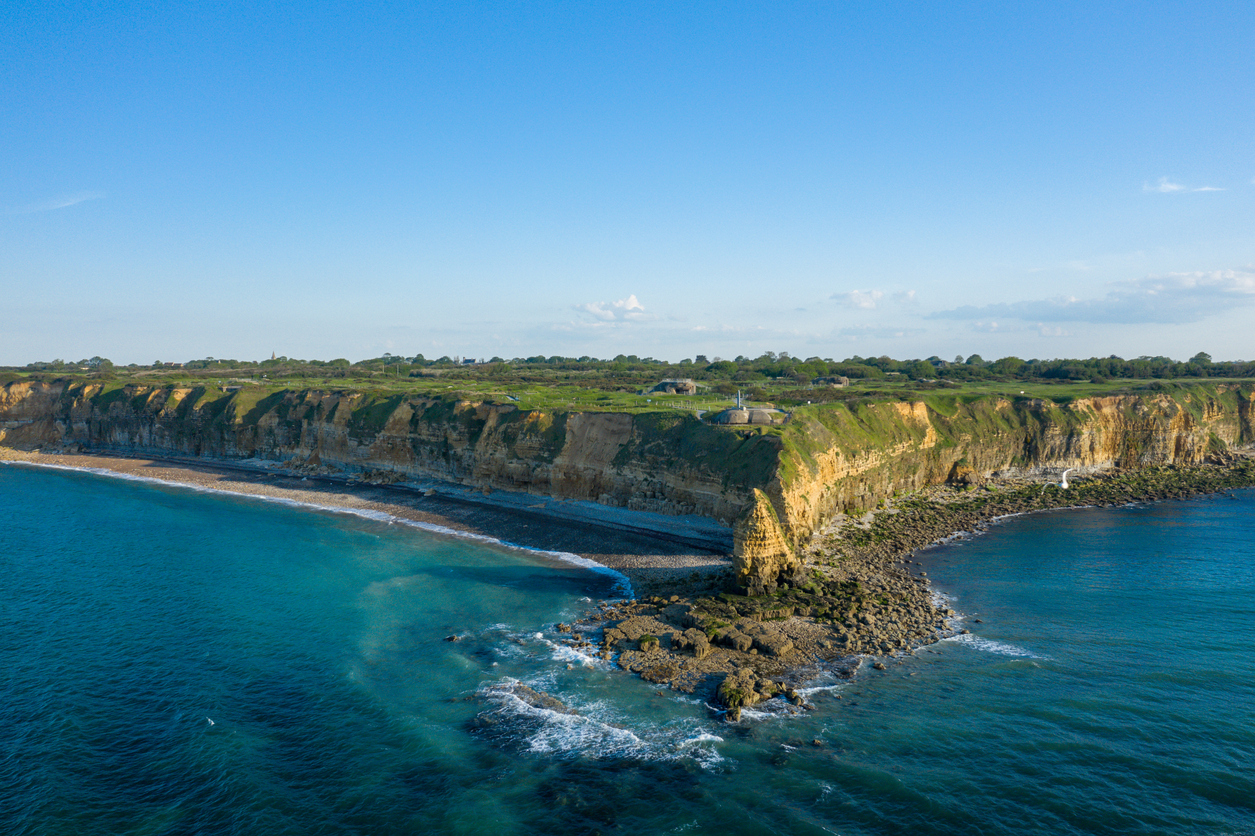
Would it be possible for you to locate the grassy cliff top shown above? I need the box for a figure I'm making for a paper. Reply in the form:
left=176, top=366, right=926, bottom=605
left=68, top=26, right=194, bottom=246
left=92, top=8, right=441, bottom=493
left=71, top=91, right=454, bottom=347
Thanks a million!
left=7, top=363, right=1252, bottom=419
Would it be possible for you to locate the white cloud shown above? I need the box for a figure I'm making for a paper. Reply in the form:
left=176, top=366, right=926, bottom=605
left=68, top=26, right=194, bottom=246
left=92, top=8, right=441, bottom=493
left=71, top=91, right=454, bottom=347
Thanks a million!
left=834, top=289, right=883, bottom=309
left=933, top=268, right=1255, bottom=324
left=1143, top=177, right=1223, bottom=193
left=575, top=294, right=651, bottom=322
left=10, top=191, right=105, bottom=214
left=892, top=290, right=917, bottom=306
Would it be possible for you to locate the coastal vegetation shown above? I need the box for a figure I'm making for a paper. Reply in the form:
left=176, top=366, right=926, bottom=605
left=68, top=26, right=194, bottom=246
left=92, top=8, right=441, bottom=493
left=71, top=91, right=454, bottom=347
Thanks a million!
left=5, top=351, right=1254, bottom=415
left=3, top=368, right=1252, bottom=595
left=3, top=360, right=1254, bottom=715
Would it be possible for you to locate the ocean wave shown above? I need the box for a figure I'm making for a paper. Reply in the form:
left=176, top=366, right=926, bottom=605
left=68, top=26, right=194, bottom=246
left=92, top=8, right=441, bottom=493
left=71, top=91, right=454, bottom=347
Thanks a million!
left=942, top=632, right=1048, bottom=659
left=529, top=631, right=610, bottom=669
left=475, top=678, right=725, bottom=768
left=793, top=669, right=851, bottom=700
left=739, top=699, right=805, bottom=722
left=3, top=459, right=634, bottom=597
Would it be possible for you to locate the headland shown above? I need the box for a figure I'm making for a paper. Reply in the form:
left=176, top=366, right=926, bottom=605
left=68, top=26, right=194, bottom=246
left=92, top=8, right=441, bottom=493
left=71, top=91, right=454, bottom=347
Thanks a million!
left=3, top=369, right=1254, bottom=715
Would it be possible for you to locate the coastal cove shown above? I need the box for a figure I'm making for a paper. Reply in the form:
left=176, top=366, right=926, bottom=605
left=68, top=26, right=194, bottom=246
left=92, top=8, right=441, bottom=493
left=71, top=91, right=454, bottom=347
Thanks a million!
left=4, top=447, right=1255, bottom=712
left=9, top=1, right=1255, bottom=829
left=2, top=463, right=1253, bottom=834
left=0, top=449, right=734, bottom=600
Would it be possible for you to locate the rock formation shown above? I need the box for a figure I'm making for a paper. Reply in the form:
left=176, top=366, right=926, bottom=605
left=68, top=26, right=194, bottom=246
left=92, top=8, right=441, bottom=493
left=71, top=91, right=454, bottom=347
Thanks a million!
left=2, top=379, right=1252, bottom=595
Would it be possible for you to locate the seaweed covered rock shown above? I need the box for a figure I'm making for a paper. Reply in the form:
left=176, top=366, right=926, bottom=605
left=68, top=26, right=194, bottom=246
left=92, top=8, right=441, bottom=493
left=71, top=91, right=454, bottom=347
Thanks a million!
left=716, top=669, right=780, bottom=721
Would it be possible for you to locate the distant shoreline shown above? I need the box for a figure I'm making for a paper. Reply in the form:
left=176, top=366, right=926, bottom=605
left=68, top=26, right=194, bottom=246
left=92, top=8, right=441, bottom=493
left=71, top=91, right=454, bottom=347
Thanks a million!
left=0, top=448, right=732, bottom=599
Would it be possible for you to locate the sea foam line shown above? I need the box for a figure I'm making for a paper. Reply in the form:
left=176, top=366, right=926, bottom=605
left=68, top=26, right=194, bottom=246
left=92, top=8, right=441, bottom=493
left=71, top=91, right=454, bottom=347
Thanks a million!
left=477, top=678, right=725, bottom=767
left=942, top=632, right=1048, bottom=659
left=1, top=459, right=634, bottom=597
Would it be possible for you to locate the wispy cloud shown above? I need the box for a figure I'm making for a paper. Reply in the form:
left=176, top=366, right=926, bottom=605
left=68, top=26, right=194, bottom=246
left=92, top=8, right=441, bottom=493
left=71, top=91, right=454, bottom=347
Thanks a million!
left=9, top=191, right=105, bottom=214
left=1144, top=177, right=1185, bottom=193
left=1143, top=177, right=1223, bottom=193
left=892, top=290, right=917, bottom=306
left=931, top=269, right=1255, bottom=325
left=834, top=289, right=883, bottom=309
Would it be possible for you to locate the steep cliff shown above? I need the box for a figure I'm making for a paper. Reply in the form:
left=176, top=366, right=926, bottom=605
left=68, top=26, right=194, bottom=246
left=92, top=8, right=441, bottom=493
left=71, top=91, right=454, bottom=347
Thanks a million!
left=3, top=379, right=1252, bottom=593
left=733, top=386, right=1255, bottom=590
left=0, top=381, right=777, bottom=531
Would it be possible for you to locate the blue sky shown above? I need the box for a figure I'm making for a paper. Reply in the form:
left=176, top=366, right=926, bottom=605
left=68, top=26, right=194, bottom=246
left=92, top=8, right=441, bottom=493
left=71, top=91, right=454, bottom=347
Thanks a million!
left=3, top=1, right=1253, bottom=364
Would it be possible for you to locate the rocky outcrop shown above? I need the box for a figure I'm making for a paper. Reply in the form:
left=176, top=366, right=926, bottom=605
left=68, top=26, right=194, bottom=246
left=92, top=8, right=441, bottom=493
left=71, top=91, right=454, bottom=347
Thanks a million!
left=732, top=489, right=801, bottom=594
left=2, top=379, right=1253, bottom=594
left=741, top=386, right=1255, bottom=587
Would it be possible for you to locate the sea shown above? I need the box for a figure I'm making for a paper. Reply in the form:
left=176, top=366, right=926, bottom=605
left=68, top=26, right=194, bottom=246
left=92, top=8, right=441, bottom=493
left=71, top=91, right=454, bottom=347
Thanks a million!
left=1, top=463, right=1252, bottom=836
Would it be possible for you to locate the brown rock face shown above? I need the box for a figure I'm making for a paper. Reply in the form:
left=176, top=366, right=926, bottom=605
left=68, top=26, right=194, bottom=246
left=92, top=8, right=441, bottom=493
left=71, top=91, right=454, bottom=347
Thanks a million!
left=764, top=389, right=1255, bottom=579
left=733, top=489, right=801, bottom=595
left=947, top=460, right=982, bottom=487
left=0, top=382, right=759, bottom=535
left=3, top=380, right=1253, bottom=597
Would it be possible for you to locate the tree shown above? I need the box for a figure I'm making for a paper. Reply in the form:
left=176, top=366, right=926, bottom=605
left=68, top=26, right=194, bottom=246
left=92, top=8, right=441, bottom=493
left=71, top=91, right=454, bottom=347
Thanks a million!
left=1189, top=352, right=1212, bottom=365
left=907, top=361, right=935, bottom=380
left=989, top=356, right=1025, bottom=376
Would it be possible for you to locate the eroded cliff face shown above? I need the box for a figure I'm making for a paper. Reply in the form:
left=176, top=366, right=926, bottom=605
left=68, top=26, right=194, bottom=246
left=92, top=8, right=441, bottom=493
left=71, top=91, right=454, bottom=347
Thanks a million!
left=3, top=380, right=1252, bottom=594
left=0, top=381, right=774, bottom=530
left=748, top=387, right=1255, bottom=589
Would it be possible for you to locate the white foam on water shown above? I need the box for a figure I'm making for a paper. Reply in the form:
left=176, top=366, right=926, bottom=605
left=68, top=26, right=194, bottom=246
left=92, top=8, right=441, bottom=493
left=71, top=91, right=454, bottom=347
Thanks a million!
left=477, top=679, right=725, bottom=768
left=4, top=459, right=634, bottom=597
left=488, top=627, right=611, bottom=670
left=942, top=632, right=1048, bottom=659
left=797, top=671, right=850, bottom=700
left=739, top=698, right=805, bottom=723
left=534, top=635, right=609, bottom=669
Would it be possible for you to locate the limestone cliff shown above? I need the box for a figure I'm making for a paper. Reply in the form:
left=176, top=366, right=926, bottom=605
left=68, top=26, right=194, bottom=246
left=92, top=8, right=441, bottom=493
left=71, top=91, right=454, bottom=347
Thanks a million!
left=2, top=379, right=1252, bottom=593
left=0, top=381, right=775, bottom=533
left=767, top=386, right=1255, bottom=554
left=732, top=489, right=800, bottom=594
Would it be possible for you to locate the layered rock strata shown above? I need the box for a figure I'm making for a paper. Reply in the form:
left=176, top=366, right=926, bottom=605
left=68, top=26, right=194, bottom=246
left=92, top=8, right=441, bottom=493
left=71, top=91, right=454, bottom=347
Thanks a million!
left=2, top=380, right=1252, bottom=592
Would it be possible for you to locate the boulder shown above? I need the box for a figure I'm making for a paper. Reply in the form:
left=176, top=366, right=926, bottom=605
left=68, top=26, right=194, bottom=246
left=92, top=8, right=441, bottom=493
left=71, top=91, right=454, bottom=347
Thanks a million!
left=714, top=627, right=754, bottom=653
left=717, top=668, right=762, bottom=713
left=672, top=628, right=712, bottom=659
left=661, top=603, right=696, bottom=627
left=752, top=632, right=794, bottom=658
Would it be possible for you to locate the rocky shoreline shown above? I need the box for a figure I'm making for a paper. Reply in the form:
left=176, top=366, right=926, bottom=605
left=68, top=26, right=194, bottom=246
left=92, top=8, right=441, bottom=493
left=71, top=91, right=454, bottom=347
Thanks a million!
left=5, top=444, right=1253, bottom=722
left=569, top=455, right=1255, bottom=720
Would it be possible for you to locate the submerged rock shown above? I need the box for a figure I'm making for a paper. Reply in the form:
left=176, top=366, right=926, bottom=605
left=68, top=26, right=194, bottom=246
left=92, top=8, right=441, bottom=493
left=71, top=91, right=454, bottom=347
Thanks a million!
left=505, top=683, right=575, bottom=715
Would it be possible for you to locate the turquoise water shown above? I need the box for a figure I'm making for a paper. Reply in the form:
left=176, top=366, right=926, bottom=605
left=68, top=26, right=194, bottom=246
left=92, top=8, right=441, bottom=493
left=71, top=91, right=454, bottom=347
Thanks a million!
left=1, top=464, right=1252, bottom=835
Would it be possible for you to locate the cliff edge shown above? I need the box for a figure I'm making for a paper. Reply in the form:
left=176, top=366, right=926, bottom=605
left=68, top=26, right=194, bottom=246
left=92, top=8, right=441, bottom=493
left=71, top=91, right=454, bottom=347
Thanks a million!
left=2, top=380, right=1252, bottom=593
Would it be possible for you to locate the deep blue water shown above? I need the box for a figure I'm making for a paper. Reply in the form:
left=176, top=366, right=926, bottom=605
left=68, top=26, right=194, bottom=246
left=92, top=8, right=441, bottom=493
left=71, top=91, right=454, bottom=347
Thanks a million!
left=1, top=464, right=1252, bottom=835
